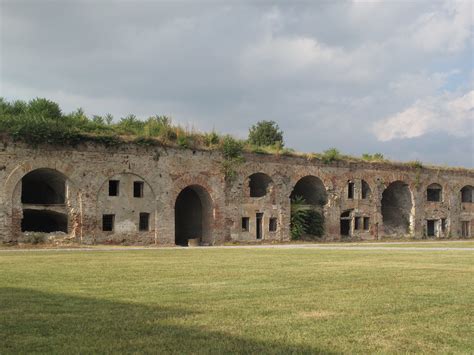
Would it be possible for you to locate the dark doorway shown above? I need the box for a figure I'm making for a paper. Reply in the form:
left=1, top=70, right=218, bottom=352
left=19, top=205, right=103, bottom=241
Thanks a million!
left=340, top=210, right=351, bottom=236
left=256, top=213, right=263, bottom=239
left=381, top=181, right=412, bottom=235
left=21, top=169, right=66, bottom=204
left=21, top=209, right=67, bottom=233
left=175, top=185, right=212, bottom=246
left=427, top=220, right=436, bottom=237
left=461, top=221, right=470, bottom=237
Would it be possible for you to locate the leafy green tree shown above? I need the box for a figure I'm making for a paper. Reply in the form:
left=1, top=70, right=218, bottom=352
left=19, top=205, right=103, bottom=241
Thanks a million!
left=248, top=120, right=284, bottom=147
left=27, top=98, right=62, bottom=120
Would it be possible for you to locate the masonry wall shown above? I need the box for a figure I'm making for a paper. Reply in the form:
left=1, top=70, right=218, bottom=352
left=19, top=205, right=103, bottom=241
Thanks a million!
left=0, top=140, right=473, bottom=245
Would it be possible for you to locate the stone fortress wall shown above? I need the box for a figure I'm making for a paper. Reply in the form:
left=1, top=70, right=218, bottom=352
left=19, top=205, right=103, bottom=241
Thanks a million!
left=0, top=139, right=473, bottom=245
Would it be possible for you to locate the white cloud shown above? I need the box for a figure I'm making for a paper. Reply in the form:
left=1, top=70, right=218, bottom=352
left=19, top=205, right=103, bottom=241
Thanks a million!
left=388, top=71, right=456, bottom=99
left=240, top=36, right=340, bottom=75
left=372, top=90, right=474, bottom=141
left=409, top=0, right=473, bottom=53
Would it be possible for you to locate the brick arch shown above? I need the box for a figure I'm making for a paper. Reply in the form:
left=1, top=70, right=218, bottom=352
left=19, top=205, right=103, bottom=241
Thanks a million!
left=247, top=172, right=274, bottom=198
left=424, top=179, right=451, bottom=196
left=171, top=174, right=223, bottom=246
left=171, top=174, right=219, bottom=205
left=238, top=164, right=282, bottom=197
left=4, top=162, right=79, bottom=204
left=289, top=174, right=329, bottom=205
left=4, top=162, right=82, bottom=240
left=289, top=170, right=333, bottom=193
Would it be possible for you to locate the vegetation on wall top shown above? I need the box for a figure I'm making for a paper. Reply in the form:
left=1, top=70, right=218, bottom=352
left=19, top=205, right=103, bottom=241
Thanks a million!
left=0, top=97, right=470, bottom=172
left=248, top=120, right=284, bottom=147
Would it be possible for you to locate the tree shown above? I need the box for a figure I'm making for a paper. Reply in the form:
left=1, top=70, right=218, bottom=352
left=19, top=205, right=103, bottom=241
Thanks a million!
left=27, top=98, right=62, bottom=120
left=248, top=120, right=284, bottom=147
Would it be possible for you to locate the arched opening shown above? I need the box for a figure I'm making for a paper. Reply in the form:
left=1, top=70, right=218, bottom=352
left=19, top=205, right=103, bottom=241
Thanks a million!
left=461, top=185, right=473, bottom=203
left=249, top=173, right=272, bottom=197
left=361, top=180, right=371, bottom=199
left=21, top=168, right=66, bottom=204
left=175, top=185, right=213, bottom=246
left=290, top=176, right=327, bottom=206
left=427, top=183, right=442, bottom=202
left=340, top=210, right=352, bottom=236
left=290, top=176, right=326, bottom=240
left=381, top=181, right=413, bottom=235
left=21, top=209, right=67, bottom=233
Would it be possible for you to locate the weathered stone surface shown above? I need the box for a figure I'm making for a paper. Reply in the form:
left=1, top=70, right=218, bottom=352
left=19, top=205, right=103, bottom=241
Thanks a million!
left=0, top=139, right=472, bottom=245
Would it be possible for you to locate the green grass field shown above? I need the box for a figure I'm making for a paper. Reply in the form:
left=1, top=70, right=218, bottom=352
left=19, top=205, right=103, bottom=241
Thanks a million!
left=1, top=247, right=473, bottom=354
left=320, top=241, right=474, bottom=248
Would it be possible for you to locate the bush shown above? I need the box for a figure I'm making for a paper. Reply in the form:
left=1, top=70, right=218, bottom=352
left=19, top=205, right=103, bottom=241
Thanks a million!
left=408, top=160, right=423, bottom=169
left=204, top=131, right=220, bottom=147
left=116, top=115, right=145, bottom=135
left=290, top=196, right=324, bottom=240
left=177, top=135, right=189, bottom=148
left=24, top=233, right=47, bottom=245
left=321, top=148, right=341, bottom=164
left=220, top=135, right=244, bottom=159
left=220, top=136, right=245, bottom=181
left=362, top=153, right=385, bottom=162
left=304, top=209, right=324, bottom=238
left=248, top=120, right=284, bottom=147
left=27, top=98, right=62, bottom=120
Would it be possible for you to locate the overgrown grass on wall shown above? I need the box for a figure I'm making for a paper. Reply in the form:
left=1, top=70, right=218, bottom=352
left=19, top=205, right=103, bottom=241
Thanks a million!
left=0, top=97, right=468, bottom=171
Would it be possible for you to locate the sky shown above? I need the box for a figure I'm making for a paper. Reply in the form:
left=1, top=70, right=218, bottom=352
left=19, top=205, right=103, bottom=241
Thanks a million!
left=1, top=0, right=473, bottom=167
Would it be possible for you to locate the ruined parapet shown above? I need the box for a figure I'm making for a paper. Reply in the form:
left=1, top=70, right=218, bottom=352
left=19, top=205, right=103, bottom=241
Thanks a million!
left=0, top=138, right=473, bottom=245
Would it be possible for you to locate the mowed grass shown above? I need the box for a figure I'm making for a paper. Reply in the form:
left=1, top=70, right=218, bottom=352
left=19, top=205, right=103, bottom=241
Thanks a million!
left=0, top=248, right=473, bottom=354
left=320, top=241, right=474, bottom=248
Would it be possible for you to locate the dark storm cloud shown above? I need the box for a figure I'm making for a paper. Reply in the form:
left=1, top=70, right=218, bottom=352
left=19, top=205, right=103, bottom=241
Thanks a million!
left=1, top=0, right=472, bottom=166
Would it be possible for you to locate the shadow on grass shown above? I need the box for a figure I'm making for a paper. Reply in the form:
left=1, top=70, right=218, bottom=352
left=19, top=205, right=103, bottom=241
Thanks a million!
left=0, top=287, right=330, bottom=354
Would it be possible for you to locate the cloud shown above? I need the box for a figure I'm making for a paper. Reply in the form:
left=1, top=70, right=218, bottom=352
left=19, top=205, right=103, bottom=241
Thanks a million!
left=0, top=0, right=472, bottom=166
left=409, top=0, right=472, bottom=53
left=372, top=90, right=474, bottom=141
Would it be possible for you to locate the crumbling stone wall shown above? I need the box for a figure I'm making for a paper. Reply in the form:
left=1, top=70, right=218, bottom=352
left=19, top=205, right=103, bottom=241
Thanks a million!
left=0, top=139, right=472, bottom=245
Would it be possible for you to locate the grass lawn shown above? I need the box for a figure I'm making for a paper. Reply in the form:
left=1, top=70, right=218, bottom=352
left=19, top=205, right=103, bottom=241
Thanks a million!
left=0, top=248, right=473, bottom=354
left=320, top=241, right=474, bottom=248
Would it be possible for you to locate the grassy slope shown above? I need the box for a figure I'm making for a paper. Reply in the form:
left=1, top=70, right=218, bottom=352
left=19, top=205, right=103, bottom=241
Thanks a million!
left=0, top=248, right=473, bottom=354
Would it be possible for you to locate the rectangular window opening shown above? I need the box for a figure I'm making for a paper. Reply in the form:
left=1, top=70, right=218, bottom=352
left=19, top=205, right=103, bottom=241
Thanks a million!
left=102, top=214, right=115, bottom=232
left=139, top=212, right=150, bottom=231
left=269, top=217, right=277, bottom=232
left=354, top=216, right=361, bottom=230
left=241, top=217, right=250, bottom=232
left=134, top=181, right=144, bottom=198
left=363, top=217, right=370, bottom=231
left=109, top=180, right=119, bottom=196
left=348, top=182, right=355, bottom=199
left=427, top=188, right=441, bottom=202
